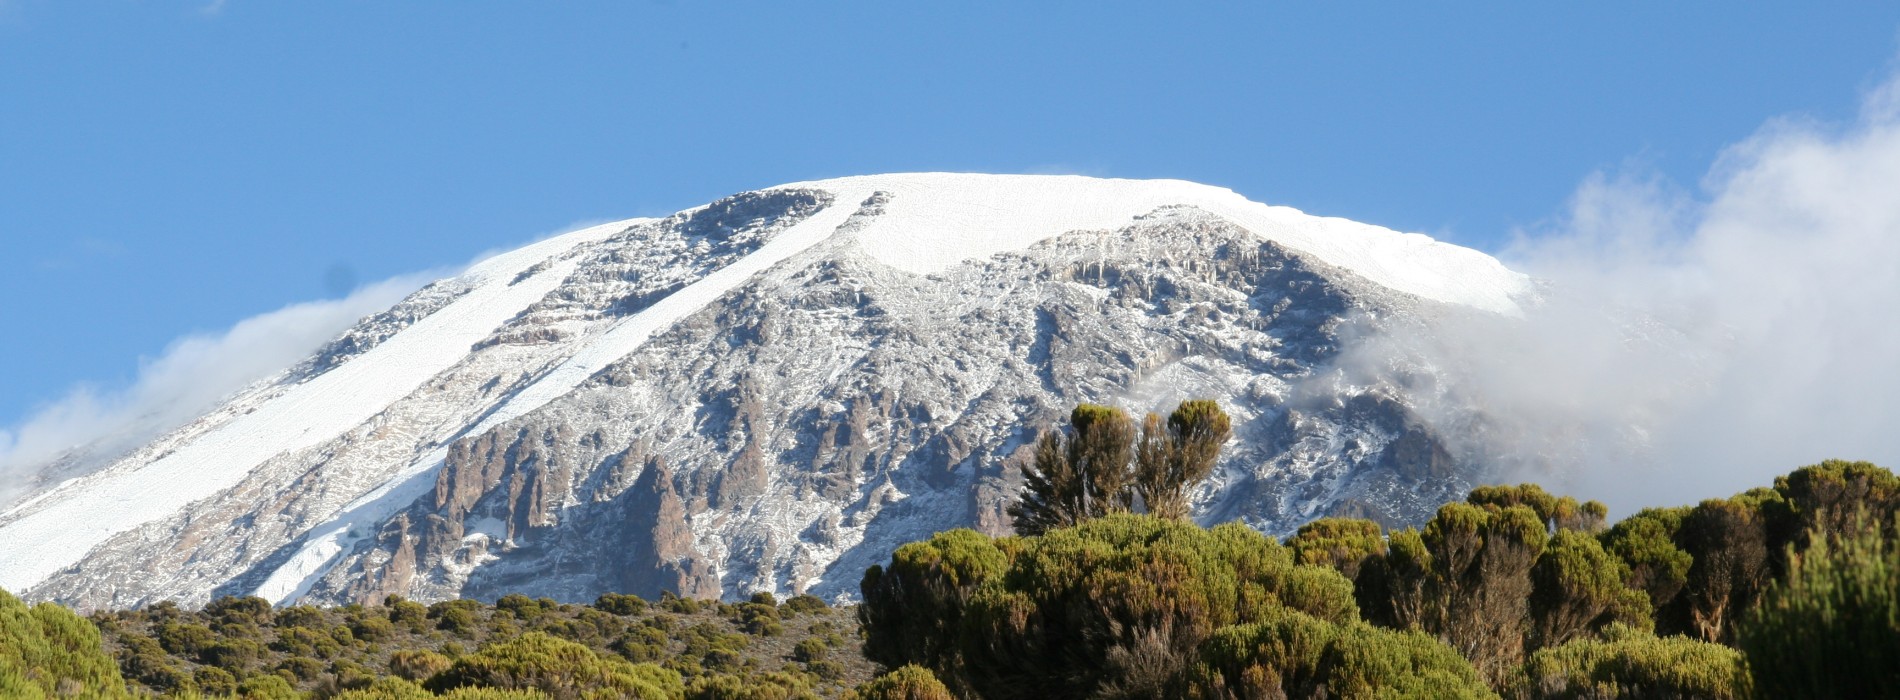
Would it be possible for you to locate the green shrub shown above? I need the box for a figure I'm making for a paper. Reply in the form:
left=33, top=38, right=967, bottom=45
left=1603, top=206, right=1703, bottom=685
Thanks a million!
left=204, top=596, right=275, bottom=629
left=275, top=605, right=328, bottom=629
left=277, top=655, right=327, bottom=682
left=1737, top=521, right=1900, bottom=698
left=684, top=670, right=816, bottom=700
left=1528, top=530, right=1652, bottom=649
left=385, top=596, right=431, bottom=632
left=1189, top=608, right=1494, bottom=699
left=661, top=592, right=703, bottom=615
left=388, top=648, right=454, bottom=681
left=157, top=620, right=218, bottom=657
left=273, top=625, right=343, bottom=658
left=202, top=637, right=263, bottom=672
left=733, top=602, right=782, bottom=636
left=790, top=638, right=827, bottom=664
left=1597, top=507, right=1692, bottom=615
left=843, top=665, right=953, bottom=700
left=1466, top=483, right=1608, bottom=532
left=1360, top=502, right=1548, bottom=684
left=0, top=589, right=129, bottom=698
left=350, top=611, right=397, bottom=642
left=1517, top=624, right=1750, bottom=699
left=192, top=665, right=238, bottom=695
left=861, top=514, right=1359, bottom=699
left=1285, top=517, right=1386, bottom=581
left=425, top=631, right=682, bottom=700
left=236, top=672, right=303, bottom=700
left=593, top=593, right=648, bottom=616
left=779, top=595, right=828, bottom=617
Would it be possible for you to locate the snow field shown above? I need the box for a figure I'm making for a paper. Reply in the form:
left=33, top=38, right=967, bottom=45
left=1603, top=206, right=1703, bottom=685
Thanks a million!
left=0, top=221, right=636, bottom=593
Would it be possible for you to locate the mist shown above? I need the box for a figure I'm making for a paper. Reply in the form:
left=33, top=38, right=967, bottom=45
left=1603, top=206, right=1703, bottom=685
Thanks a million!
left=1383, top=71, right=1900, bottom=515
left=0, top=275, right=424, bottom=509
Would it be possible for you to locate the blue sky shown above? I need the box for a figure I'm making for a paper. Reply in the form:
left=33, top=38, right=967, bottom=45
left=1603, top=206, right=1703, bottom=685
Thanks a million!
left=3, top=2, right=1899, bottom=430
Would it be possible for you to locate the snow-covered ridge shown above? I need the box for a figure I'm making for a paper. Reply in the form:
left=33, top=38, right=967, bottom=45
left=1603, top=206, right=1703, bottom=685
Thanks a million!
left=778, top=173, right=1529, bottom=315
left=0, top=220, right=635, bottom=593
left=0, top=173, right=1531, bottom=607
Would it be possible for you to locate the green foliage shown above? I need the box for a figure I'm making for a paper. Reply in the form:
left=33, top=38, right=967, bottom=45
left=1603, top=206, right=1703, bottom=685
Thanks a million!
left=1190, top=608, right=1494, bottom=699
left=1286, top=517, right=1387, bottom=581
left=192, top=664, right=237, bottom=696
left=431, top=600, right=486, bottom=636
left=1133, top=399, right=1233, bottom=520
left=389, top=648, right=454, bottom=681
left=1772, top=459, right=1900, bottom=549
left=0, top=588, right=130, bottom=699
left=592, top=593, right=648, bottom=617
left=1528, top=530, right=1652, bottom=650
left=778, top=595, right=828, bottom=617
left=1674, top=496, right=1772, bottom=643
left=1466, top=483, right=1608, bottom=533
left=730, top=600, right=782, bottom=636
left=683, top=669, right=818, bottom=700
left=1011, top=401, right=1232, bottom=534
left=1738, top=520, right=1900, bottom=698
left=1517, top=624, right=1750, bottom=700
left=862, top=513, right=1361, bottom=699
left=1009, top=403, right=1138, bottom=534
left=1362, top=502, right=1548, bottom=684
left=425, top=631, right=683, bottom=700
left=1596, top=507, right=1692, bottom=614
left=843, top=665, right=954, bottom=700
left=337, top=676, right=556, bottom=699
left=235, top=672, right=303, bottom=699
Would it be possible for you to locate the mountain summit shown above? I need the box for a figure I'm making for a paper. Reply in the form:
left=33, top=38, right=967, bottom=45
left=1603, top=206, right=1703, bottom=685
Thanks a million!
left=0, top=173, right=1529, bottom=609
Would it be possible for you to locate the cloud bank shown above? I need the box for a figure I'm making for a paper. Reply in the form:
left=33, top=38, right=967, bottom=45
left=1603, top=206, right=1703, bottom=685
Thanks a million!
left=0, top=275, right=424, bottom=507
left=1395, top=70, right=1900, bottom=514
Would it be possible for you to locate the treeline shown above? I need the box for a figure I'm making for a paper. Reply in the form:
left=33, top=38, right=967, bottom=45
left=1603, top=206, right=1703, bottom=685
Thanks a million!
left=3, top=590, right=874, bottom=699
left=858, top=401, right=1900, bottom=698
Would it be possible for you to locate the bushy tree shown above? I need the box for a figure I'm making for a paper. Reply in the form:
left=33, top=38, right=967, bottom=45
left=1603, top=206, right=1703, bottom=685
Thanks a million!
left=1009, top=404, right=1137, bottom=534
left=1466, top=484, right=1608, bottom=533
left=1528, top=530, right=1652, bottom=650
left=1011, top=401, right=1231, bottom=534
left=1285, top=517, right=1387, bottom=582
left=1675, top=496, right=1772, bottom=643
left=1361, top=502, right=1547, bottom=684
left=1359, top=496, right=1649, bottom=687
left=1772, top=459, right=1900, bottom=548
left=1596, top=507, right=1692, bottom=617
left=1737, top=520, right=1900, bottom=698
left=862, top=513, right=1364, bottom=699
left=844, top=665, right=954, bottom=700
left=1516, top=624, right=1751, bottom=700
left=0, top=588, right=129, bottom=699
left=425, top=631, right=682, bottom=700
left=1189, top=608, right=1495, bottom=699
left=1134, top=399, right=1232, bottom=520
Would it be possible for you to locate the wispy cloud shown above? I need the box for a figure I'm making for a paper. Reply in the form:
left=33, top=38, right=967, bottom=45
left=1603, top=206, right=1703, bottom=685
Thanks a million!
left=1378, top=67, right=1900, bottom=514
left=0, top=274, right=425, bottom=507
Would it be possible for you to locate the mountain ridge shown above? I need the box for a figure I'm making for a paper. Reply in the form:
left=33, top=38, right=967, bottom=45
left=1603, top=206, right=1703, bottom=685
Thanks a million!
left=0, top=173, right=1529, bottom=609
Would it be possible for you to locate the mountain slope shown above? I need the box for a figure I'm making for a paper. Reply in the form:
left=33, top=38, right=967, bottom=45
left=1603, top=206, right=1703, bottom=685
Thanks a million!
left=0, top=174, right=1528, bottom=609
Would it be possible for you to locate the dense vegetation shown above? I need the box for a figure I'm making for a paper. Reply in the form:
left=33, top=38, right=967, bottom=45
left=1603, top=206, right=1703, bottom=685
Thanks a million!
left=9, top=590, right=873, bottom=699
left=4, top=398, right=1898, bottom=698
left=863, top=459, right=1900, bottom=698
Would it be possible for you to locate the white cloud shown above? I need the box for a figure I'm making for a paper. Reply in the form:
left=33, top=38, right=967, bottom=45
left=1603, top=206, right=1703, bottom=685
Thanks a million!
left=0, top=274, right=426, bottom=506
left=1387, top=68, right=1900, bottom=514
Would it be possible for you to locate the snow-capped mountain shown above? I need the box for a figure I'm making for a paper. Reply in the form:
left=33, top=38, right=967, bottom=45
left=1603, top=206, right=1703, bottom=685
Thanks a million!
left=0, top=174, right=1530, bottom=610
